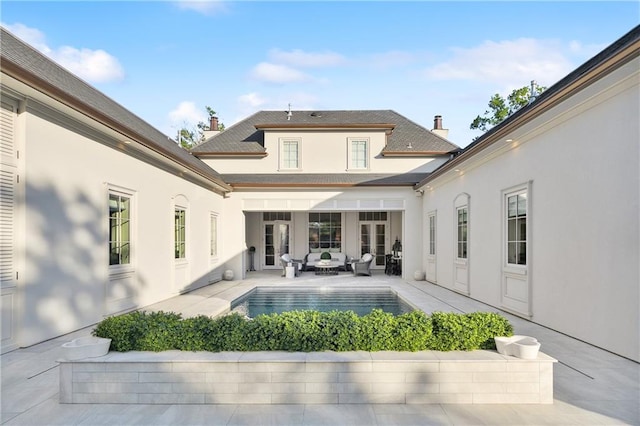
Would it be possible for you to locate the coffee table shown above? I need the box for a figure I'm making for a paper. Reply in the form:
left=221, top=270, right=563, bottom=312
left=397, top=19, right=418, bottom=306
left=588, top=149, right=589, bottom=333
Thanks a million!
left=314, top=263, right=340, bottom=275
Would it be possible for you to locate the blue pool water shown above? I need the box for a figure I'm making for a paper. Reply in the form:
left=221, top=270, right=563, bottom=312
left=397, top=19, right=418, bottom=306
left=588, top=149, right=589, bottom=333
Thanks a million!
left=231, top=287, right=414, bottom=317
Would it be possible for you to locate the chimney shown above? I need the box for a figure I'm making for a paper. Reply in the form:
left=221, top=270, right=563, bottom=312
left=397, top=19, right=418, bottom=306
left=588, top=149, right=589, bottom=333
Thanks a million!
left=431, top=115, right=449, bottom=139
left=210, top=116, right=219, bottom=131
left=202, top=116, right=221, bottom=140
left=434, top=115, right=443, bottom=130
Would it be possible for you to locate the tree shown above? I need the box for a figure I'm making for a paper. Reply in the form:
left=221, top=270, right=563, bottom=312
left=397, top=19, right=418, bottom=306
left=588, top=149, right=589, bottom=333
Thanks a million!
left=177, top=106, right=225, bottom=149
left=470, top=82, right=546, bottom=132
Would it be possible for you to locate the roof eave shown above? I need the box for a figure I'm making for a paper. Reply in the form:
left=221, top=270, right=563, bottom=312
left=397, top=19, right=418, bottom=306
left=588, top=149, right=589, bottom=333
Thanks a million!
left=1, top=57, right=233, bottom=195
left=415, top=29, right=640, bottom=190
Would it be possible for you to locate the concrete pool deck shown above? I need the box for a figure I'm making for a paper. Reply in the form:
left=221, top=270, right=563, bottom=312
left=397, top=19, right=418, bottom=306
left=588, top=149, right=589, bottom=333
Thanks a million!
left=2, top=271, right=638, bottom=425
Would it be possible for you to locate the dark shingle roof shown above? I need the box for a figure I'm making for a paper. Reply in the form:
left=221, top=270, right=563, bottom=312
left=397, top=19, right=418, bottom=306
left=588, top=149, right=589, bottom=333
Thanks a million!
left=220, top=173, right=429, bottom=187
left=192, top=110, right=459, bottom=154
left=0, top=27, right=230, bottom=192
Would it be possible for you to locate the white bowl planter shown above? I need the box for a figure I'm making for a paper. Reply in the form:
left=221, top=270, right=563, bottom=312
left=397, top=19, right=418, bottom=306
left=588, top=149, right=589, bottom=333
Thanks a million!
left=61, top=337, right=111, bottom=360
left=495, top=335, right=541, bottom=359
left=413, top=271, right=425, bottom=281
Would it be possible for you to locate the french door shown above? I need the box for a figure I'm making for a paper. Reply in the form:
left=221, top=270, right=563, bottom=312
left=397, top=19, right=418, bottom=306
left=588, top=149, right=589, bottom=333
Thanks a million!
left=359, top=221, right=387, bottom=269
left=263, top=221, right=291, bottom=269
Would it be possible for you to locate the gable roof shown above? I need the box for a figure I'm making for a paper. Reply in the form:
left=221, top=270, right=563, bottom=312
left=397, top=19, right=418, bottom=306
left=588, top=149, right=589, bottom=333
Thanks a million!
left=191, top=110, right=459, bottom=156
left=0, top=27, right=231, bottom=194
left=416, top=24, right=640, bottom=190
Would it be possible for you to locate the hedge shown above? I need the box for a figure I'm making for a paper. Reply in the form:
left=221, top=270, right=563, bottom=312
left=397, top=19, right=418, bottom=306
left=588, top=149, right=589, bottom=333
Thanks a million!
left=93, top=309, right=513, bottom=353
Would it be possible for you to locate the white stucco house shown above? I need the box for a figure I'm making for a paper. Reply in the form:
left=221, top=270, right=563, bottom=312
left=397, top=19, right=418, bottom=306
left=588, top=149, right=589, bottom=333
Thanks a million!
left=1, top=25, right=638, bottom=362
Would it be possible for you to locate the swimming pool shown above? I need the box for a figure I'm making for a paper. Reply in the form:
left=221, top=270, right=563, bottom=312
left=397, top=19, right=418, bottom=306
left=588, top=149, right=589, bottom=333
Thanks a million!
left=231, top=286, right=414, bottom=317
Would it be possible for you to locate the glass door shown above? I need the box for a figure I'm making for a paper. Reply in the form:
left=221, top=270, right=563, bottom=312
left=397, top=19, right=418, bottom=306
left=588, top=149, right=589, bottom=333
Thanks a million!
left=264, top=221, right=290, bottom=269
left=359, top=222, right=387, bottom=269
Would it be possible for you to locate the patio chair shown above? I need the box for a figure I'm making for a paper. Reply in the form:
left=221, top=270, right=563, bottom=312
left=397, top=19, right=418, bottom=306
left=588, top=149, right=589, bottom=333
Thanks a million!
left=351, top=253, right=373, bottom=276
left=280, top=254, right=303, bottom=277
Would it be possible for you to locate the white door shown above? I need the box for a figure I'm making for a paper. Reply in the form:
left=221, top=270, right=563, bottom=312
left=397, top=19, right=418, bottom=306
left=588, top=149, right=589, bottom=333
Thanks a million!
left=1, top=100, right=19, bottom=353
left=359, top=221, right=387, bottom=269
left=264, top=221, right=290, bottom=269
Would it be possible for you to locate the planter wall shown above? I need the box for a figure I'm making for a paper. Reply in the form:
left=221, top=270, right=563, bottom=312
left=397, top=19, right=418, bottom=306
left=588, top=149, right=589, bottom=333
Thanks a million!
left=60, top=350, right=556, bottom=405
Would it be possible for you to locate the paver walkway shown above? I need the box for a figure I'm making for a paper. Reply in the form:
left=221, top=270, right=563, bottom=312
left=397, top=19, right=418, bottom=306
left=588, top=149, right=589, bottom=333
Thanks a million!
left=2, top=271, right=638, bottom=425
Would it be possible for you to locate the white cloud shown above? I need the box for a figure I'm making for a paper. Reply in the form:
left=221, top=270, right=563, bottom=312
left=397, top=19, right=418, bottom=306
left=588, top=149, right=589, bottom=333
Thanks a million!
left=238, top=92, right=266, bottom=109
left=173, top=0, right=227, bottom=15
left=168, top=101, right=206, bottom=127
left=2, top=22, right=124, bottom=83
left=424, top=38, right=574, bottom=88
left=250, top=62, right=312, bottom=84
left=51, top=47, right=124, bottom=83
left=268, top=49, right=346, bottom=68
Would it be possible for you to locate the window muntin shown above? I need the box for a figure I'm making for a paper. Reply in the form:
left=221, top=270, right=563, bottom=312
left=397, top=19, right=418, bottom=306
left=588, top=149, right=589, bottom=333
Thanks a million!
left=210, top=213, right=218, bottom=257
left=358, top=211, right=387, bottom=221
left=175, top=208, right=186, bottom=259
left=109, top=194, right=131, bottom=266
left=507, top=191, right=527, bottom=265
left=280, top=139, right=300, bottom=169
left=263, top=212, right=291, bottom=221
left=348, top=138, right=369, bottom=170
left=308, top=212, right=341, bottom=252
left=456, top=207, right=468, bottom=259
left=428, top=213, right=436, bottom=256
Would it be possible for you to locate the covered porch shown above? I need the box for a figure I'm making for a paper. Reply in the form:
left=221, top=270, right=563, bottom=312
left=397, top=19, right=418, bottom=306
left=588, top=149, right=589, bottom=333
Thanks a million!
left=244, top=210, right=405, bottom=277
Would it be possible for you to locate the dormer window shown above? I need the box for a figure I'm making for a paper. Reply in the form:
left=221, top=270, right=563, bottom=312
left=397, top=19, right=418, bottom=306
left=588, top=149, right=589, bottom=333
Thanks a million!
left=348, top=138, right=369, bottom=170
left=279, top=138, right=301, bottom=170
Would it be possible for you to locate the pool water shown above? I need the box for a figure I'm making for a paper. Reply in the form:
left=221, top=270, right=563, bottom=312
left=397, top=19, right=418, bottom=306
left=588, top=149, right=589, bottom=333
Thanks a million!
left=231, top=287, right=414, bottom=317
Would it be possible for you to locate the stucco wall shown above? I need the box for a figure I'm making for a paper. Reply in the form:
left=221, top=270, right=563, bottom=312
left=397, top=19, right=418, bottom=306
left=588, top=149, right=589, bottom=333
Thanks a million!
left=200, top=129, right=448, bottom=174
left=225, top=187, right=423, bottom=279
left=419, top=59, right=639, bottom=361
left=20, top=103, right=226, bottom=347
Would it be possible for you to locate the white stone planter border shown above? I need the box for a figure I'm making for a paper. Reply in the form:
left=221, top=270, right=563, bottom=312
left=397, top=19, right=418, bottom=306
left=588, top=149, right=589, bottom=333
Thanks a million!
left=60, top=350, right=556, bottom=405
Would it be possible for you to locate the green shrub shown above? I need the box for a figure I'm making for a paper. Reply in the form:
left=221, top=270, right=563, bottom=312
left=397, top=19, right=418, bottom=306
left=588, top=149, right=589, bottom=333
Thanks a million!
left=93, top=309, right=512, bottom=353
left=320, top=252, right=332, bottom=260
left=428, top=311, right=513, bottom=351
left=392, top=310, right=432, bottom=351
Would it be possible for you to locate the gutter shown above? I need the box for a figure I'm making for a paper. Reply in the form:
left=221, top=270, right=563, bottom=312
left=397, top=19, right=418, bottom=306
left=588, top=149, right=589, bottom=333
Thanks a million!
left=1, top=58, right=233, bottom=195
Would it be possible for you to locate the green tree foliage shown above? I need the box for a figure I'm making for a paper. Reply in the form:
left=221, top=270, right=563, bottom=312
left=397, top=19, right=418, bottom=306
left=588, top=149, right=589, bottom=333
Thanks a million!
left=470, top=82, right=546, bottom=133
left=177, top=105, right=225, bottom=149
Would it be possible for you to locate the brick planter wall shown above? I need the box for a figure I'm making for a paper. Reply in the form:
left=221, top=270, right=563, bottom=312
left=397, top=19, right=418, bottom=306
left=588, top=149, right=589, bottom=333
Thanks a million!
left=59, top=350, right=556, bottom=404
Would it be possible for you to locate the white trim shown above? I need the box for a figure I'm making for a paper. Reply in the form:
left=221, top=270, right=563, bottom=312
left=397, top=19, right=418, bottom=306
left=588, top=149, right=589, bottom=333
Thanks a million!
left=500, top=181, right=533, bottom=317
left=210, top=212, right=219, bottom=262
left=106, top=184, right=137, bottom=276
left=278, top=137, right=302, bottom=171
left=347, top=137, right=370, bottom=171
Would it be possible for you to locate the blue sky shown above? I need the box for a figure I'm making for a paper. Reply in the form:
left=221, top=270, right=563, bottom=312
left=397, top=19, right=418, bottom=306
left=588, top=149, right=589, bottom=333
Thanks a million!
left=2, top=1, right=638, bottom=147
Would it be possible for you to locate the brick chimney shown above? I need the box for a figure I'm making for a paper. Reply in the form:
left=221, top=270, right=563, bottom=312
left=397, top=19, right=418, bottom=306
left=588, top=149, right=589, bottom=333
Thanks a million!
left=431, top=115, right=449, bottom=139
left=203, top=116, right=221, bottom=140
left=434, top=115, right=443, bottom=130
left=210, top=116, right=219, bottom=131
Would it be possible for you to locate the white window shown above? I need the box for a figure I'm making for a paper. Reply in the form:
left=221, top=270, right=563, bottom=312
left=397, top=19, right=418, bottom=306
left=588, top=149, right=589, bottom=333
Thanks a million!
left=428, top=213, right=436, bottom=256
left=210, top=213, right=218, bottom=257
left=280, top=138, right=301, bottom=170
left=108, top=189, right=133, bottom=266
left=506, top=190, right=527, bottom=266
left=175, top=208, right=186, bottom=259
left=348, top=138, right=369, bottom=170
left=456, top=206, right=468, bottom=259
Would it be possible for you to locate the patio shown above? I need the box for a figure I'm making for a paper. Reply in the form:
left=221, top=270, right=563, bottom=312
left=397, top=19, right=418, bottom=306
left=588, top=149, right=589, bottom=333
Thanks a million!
left=1, top=271, right=638, bottom=425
